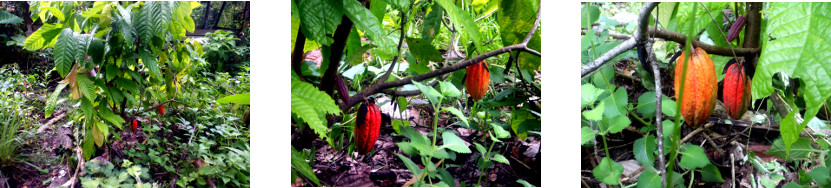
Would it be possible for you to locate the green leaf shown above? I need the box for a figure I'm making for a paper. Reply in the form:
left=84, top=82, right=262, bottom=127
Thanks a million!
left=83, top=129, right=95, bottom=160
left=81, top=98, right=95, bottom=126
left=291, top=80, right=342, bottom=139
left=412, top=80, right=442, bottom=104
left=422, top=3, right=443, bottom=42
left=54, top=28, right=81, bottom=77
left=778, top=111, right=805, bottom=158
left=580, top=5, right=600, bottom=28
left=473, top=142, right=486, bottom=155
left=581, top=126, right=596, bottom=145
left=217, top=92, right=250, bottom=104
left=593, top=157, right=623, bottom=185
left=679, top=144, right=711, bottom=169
left=98, top=106, right=125, bottom=126
left=439, top=81, right=461, bottom=98
left=493, top=123, right=510, bottom=139
left=113, top=3, right=134, bottom=44
left=633, top=135, right=656, bottom=167
left=140, top=49, right=162, bottom=82
left=767, top=137, right=813, bottom=161
left=368, top=0, right=386, bottom=26
left=603, top=88, right=629, bottom=118
left=516, top=179, right=535, bottom=187
left=492, top=154, right=510, bottom=164
left=96, top=121, right=110, bottom=145
left=396, top=97, right=408, bottom=112
left=808, top=166, right=831, bottom=185
left=406, top=37, right=443, bottom=63
left=436, top=0, right=482, bottom=54
left=441, top=131, right=471, bottom=153
left=636, top=168, right=661, bottom=188
left=753, top=2, right=831, bottom=124
left=0, top=10, right=23, bottom=24
left=662, top=96, right=677, bottom=117
left=395, top=153, right=423, bottom=176
left=291, top=147, right=320, bottom=186
left=45, top=83, right=68, bottom=118
left=581, top=84, right=604, bottom=109
left=699, top=164, right=725, bottom=183
left=76, top=74, right=96, bottom=102
left=442, top=107, right=469, bottom=127
left=599, top=115, right=630, bottom=135
left=381, top=0, right=409, bottom=11
left=498, top=0, right=540, bottom=70
left=582, top=100, right=605, bottom=121
left=340, top=0, right=393, bottom=53
left=636, top=92, right=658, bottom=118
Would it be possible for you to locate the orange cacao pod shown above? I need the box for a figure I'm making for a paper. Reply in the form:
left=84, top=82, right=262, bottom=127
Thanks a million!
left=465, top=61, right=490, bottom=101
left=722, top=58, right=752, bottom=119
left=158, top=105, right=165, bottom=115
left=674, top=47, right=717, bottom=128
left=355, top=98, right=381, bottom=154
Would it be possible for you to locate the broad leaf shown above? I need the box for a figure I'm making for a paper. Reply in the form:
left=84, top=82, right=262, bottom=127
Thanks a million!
left=498, top=0, right=540, bottom=70
left=0, top=10, right=23, bottom=24
left=340, top=0, right=393, bottom=53
left=436, top=0, right=482, bottom=54
left=291, top=80, right=342, bottom=140
left=754, top=2, right=831, bottom=124
left=633, top=135, right=656, bottom=167
left=441, top=131, right=471, bottom=153
left=217, top=92, right=251, bottom=104
left=593, top=157, right=623, bottom=185
left=291, top=147, right=321, bottom=186
left=679, top=144, right=711, bottom=169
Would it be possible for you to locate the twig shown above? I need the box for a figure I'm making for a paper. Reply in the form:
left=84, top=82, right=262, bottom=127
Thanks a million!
left=730, top=153, right=736, bottom=188
left=680, top=122, right=716, bottom=144
left=374, top=3, right=412, bottom=86
left=698, top=2, right=737, bottom=58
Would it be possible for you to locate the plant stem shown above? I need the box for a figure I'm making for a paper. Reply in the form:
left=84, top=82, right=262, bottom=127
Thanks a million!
left=601, top=134, right=610, bottom=158
left=477, top=132, right=496, bottom=186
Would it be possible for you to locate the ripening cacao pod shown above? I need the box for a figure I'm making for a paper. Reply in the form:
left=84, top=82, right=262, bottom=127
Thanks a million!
left=336, top=75, right=350, bottom=104
left=158, top=105, right=165, bottom=115
left=355, top=98, right=381, bottom=154
left=675, top=47, right=717, bottom=128
left=722, top=58, right=752, bottom=119
left=465, top=60, right=490, bottom=101
left=131, top=119, right=138, bottom=132
left=728, top=16, right=746, bottom=42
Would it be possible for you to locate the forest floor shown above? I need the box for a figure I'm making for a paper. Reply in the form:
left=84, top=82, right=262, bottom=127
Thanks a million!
left=291, top=96, right=542, bottom=187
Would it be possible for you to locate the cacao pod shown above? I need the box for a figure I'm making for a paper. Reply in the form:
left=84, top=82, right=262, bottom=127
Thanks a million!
left=675, top=47, right=717, bottom=128
left=728, top=16, right=746, bottom=42
left=158, top=105, right=165, bottom=115
left=722, top=58, right=752, bottom=119
left=132, top=119, right=138, bottom=132
left=336, top=75, right=349, bottom=104
left=465, top=60, right=490, bottom=101
left=355, top=97, right=381, bottom=154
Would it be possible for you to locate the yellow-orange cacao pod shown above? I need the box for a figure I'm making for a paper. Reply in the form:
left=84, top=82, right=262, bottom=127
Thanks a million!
left=465, top=61, right=490, bottom=101
left=722, top=59, right=752, bottom=119
left=674, top=47, right=717, bottom=128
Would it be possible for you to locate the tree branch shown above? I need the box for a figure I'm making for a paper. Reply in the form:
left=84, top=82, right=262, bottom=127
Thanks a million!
left=580, top=26, right=763, bottom=78
left=319, top=15, right=356, bottom=96
left=375, top=3, right=411, bottom=86
left=291, top=26, right=306, bottom=81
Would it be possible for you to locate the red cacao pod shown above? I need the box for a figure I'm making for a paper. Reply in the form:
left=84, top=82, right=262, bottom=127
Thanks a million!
left=675, top=47, right=717, bottom=128
left=728, top=16, right=746, bottom=42
left=355, top=98, right=381, bottom=154
left=465, top=61, right=490, bottom=101
left=722, top=58, right=752, bottom=119
left=132, top=119, right=138, bottom=132
left=158, top=105, right=165, bottom=115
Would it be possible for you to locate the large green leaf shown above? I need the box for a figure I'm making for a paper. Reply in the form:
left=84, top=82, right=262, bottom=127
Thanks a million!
left=580, top=5, right=600, bottom=28
left=76, top=74, right=96, bottom=102
left=340, top=0, right=393, bottom=54
left=291, top=80, right=341, bottom=139
left=436, top=0, right=482, bottom=54
left=754, top=2, right=831, bottom=125
left=54, top=28, right=82, bottom=77
left=0, top=10, right=23, bottom=24
left=422, top=2, right=443, bottom=43
left=291, top=147, right=321, bottom=186
left=98, top=106, right=125, bottom=126
left=406, top=37, right=443, bottom=63
left=24, top=23, right=64, bottom=51
left=297, top=0, right=341, bottom=45
left=675, top=3, right=728, bottom=40
left=498, top=0, right=540, bottom=70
